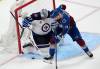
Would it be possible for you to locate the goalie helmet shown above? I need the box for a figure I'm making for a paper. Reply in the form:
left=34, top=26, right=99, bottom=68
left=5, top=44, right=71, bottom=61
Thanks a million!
left=40, top=9, right=49, bottom=18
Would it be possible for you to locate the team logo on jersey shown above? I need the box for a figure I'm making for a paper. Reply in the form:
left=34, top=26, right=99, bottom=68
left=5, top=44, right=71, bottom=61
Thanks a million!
left=62, top=18, right=66, bottom=23
left=41, top=23, right=50, bottom=32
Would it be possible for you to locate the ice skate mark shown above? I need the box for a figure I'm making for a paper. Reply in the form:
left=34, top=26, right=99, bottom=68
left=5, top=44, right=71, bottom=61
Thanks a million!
left=0, top=55, right=19, bottom=67
left=64, top=0, right=100, bottom=9
left=76, top=8, right=100, bottom=22
left=63, top=0, right=100, bottom=22
left=81, top=32, right=100, bottom=35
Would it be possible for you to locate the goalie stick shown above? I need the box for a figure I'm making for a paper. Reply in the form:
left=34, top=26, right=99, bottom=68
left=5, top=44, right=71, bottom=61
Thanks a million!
left=10, top=11, right=25, bottom=38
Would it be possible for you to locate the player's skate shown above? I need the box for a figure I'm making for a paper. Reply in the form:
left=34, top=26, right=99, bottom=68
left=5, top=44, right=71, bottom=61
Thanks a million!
left=83, top=46, right=93, bottom=58
left=43, top=56, right=53, bottom=64
left=85, top=51, right=93, bottom=58
left=44, top=56, right=53, bottom=60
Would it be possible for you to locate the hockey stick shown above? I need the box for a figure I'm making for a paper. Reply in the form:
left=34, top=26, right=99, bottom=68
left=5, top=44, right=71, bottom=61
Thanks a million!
left=52, top=27, right=58, bottom=69
left=23, top=43, right=50, bottom=48
left=28, top=36, right=44, bottom=57
left=10, top=11, right=25, bottom=38
left=52, top=0, right=58, bottom=67
left=55, top=33, right=58, bottom=69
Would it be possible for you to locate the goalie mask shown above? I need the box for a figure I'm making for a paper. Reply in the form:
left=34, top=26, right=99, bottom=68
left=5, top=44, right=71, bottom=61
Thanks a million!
left=40, top=9, right=49, bottom=19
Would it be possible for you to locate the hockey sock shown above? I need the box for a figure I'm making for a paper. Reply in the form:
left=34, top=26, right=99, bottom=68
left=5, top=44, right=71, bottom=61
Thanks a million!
left=49, top=48, right=55, bottom=58
left=82, top=46, right=93, bottom=57
left=76, top=39, right=85, bottom=47
left=76, top=39, right=91, bottom=52
left=82, top=46, right=89, bottom=53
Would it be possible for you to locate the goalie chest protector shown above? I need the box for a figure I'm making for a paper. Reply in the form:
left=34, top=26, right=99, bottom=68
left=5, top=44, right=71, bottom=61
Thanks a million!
left=31, top=18, right=52, bottom=35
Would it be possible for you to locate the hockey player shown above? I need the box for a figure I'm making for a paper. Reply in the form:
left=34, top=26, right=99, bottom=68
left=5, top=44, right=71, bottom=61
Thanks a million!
left=22, top=9, right=56, bottom=59
left=49, top=4, right=93, bottom=58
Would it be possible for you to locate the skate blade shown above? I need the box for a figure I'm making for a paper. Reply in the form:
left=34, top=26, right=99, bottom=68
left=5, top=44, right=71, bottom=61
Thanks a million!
left=43, top=60, right=53, bottom=64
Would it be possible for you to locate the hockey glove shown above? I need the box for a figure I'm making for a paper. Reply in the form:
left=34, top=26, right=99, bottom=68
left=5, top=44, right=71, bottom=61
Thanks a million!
left=22, top=17, right=33, bottom=27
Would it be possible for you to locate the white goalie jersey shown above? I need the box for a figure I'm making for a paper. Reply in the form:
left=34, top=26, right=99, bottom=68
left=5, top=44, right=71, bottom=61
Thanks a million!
left=31, top=18, right=56, bottom=35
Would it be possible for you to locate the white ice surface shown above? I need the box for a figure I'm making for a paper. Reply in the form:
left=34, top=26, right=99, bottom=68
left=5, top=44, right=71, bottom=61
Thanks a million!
left=0, top=0, right=100, bottom=69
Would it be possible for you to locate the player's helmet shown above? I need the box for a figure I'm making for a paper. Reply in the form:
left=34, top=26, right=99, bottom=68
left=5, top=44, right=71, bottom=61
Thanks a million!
left=40, top=9, right=49, bottom=18
left=59, top=4, right=66, bottom=10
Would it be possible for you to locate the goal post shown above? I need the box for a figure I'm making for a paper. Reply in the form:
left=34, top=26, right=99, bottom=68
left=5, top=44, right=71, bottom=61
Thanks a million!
left=14, top=0, right=36, bottom=54
left=52, top=0, right=56, bottom=9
